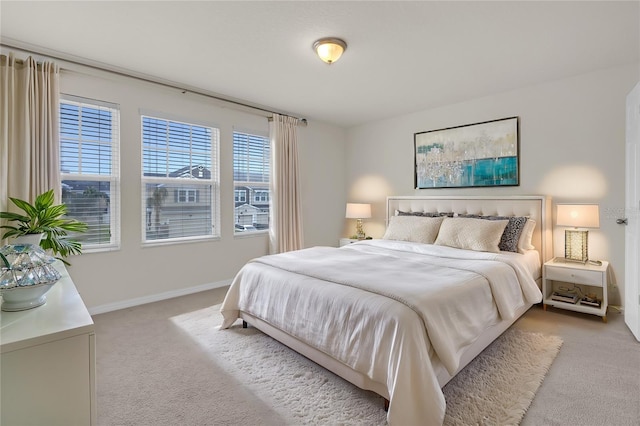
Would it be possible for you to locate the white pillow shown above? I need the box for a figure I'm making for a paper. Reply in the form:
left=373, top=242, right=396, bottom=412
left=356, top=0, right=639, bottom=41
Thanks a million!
left=434, top=217, right=509, bottom=253
left=517, top=218, right=536, bottom=253
left=383, top=216, right=444, bottom=244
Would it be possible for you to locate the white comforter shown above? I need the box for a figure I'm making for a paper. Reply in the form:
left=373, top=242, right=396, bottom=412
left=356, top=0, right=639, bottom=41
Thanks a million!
left=220, top=240, right=542, bottom=426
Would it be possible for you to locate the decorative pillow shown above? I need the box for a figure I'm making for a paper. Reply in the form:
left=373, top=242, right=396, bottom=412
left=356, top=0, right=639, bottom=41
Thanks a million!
left=457, top=214, right=528, bottom=252
left=518, top=218, right=536, bottom=253
left=397, top=210, right=454, bottom=217
left=383, top=216, right=444, bottom=244
left=434, top=217, right=509, bottom=253
left=497, top=216, right=528, bottom=252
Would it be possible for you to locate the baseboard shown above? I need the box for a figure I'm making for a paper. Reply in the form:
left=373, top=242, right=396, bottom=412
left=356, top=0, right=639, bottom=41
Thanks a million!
left=88, top=279, right=232, bottom=315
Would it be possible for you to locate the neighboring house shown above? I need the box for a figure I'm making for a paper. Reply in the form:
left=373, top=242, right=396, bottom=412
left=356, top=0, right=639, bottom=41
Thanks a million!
left=146, top=165, right=213, bottom=239
left=61, top=181, right=111, bottom=245
left=61, top=181, right=110, bottom=218
left=145, top=164, right=271, bottom=237
left=234, top=184, right=269, bottom=229
left=170, top=165, right=211, bottom=180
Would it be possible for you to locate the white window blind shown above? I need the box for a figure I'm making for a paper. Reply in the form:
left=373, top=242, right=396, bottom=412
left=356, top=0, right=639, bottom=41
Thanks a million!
left=233, top=132, right=270, bottom=183
left=142, top=115, right=219, bottom=242
left=233, top=131, right=270, bottom=234
left=60, top=96, right=120, bottom=250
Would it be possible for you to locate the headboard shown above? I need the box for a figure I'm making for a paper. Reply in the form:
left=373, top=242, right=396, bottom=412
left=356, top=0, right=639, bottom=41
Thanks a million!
left=386, top=195, right=552, bottom=264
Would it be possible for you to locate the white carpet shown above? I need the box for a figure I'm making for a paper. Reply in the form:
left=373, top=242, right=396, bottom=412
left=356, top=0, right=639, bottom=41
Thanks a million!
left=171, top=305, right=563, bottom=425
left=442, top=328, right=562, bottom=425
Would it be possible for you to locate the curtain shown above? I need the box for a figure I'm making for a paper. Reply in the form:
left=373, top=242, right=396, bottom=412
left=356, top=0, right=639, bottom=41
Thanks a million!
left=269, top=113, right=303, bottom=253
left=0, top=53, right=61, bottom=219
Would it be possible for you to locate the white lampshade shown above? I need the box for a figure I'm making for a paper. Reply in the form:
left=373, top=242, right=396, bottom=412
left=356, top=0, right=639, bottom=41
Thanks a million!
left=345, top=203, right=371, bottom=219
left=556, top=204, right=600, bottom=228
left=313, top=38, right=347, bottom=64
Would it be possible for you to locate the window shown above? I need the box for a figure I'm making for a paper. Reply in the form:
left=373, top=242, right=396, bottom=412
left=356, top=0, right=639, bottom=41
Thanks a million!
left=233, top=131, right=270, bottom=233
left=176, top=189, right=198, bottom=203
left=60, top=96, right=120, bottom=250
left=254, top=190, right=269, bottom=203
left=234, top=190, right=246, bottom=203
left=142, top=115, right=219, bottom=242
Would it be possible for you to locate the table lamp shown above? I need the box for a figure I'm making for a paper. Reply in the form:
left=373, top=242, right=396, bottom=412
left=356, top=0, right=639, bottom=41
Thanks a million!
left=556, top=204, right=599, bottom=263
left=346, top=203, right=371, bottom=240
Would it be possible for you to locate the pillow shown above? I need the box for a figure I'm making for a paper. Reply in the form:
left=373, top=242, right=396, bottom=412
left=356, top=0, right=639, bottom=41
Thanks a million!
left=497, top=216, right=528, bottom=252
left=457, top=214, right=528, bottom=252
left=397, top=210, right=454, bottom=217
left=434, top=217, right=509, bottom=253
left=383, top=215, right=444, bottom=244
left=518, top=218, right=536, bottom=253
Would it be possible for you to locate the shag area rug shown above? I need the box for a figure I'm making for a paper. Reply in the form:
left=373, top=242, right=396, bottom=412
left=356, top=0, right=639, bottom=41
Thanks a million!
left=171, top=306, right=562, bottom=425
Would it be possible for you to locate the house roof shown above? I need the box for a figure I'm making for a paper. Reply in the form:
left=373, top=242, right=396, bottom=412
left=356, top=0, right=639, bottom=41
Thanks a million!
left=170, top=165, right=211, bottom=180
left=1, top=1, right=637, bottom=128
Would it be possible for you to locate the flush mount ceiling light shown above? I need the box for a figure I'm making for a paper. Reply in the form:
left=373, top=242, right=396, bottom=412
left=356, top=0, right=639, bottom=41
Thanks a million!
left=313, top=37, right=347, bottom=64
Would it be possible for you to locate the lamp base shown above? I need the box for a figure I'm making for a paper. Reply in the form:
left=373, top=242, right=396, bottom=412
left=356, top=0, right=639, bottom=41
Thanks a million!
left=564, top=229, right=588, bottom=263
left=560, top=257, right=588, bottom=265
left=355, top=219, right=365, bottom=240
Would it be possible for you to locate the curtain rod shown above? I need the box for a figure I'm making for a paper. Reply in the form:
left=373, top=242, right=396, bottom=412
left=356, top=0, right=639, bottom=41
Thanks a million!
left=1, top=39, right=308, bottom=126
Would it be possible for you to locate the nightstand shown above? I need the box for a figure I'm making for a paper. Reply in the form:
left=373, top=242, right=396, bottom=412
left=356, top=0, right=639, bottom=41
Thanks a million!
left=542, top=258, right=609, bottom=322
left=339, top=238, right=359, bottom=247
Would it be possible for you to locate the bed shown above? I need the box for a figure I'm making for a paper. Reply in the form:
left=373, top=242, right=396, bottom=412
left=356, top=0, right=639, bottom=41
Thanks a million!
left=220, top=195, right=552, bottom=425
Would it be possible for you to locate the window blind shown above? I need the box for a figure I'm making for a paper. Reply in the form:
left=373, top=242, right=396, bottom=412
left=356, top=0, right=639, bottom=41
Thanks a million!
left=233, top=132, right=270, bottom=183
left=60, top=96, right=120, bottom=249
left=233, top=131, right=270, bottom=234
left=142, top=115, right=219, bottom=242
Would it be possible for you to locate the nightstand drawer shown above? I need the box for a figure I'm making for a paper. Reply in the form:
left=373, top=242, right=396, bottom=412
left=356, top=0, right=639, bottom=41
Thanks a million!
left=545, top=266, right=602, bottom=286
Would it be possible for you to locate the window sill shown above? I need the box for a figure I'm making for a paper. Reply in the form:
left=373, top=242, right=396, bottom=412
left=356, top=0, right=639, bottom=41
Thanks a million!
left=233, top=230, right=269, bottom=239
left=142, top=235, right=221, bottom=248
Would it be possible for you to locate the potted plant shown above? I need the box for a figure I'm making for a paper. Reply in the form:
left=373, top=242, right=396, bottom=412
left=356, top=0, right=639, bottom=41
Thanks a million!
left=0, top=189, right=88, bottom=265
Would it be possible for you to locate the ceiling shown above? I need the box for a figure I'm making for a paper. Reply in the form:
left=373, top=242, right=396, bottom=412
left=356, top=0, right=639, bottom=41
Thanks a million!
left=1, top=1, right=638, bottom=128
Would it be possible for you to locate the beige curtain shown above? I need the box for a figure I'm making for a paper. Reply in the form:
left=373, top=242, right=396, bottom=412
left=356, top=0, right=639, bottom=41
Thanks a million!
left=269, top=113, right=303, bottom=253
left=0, top=53, right=61, bottom=218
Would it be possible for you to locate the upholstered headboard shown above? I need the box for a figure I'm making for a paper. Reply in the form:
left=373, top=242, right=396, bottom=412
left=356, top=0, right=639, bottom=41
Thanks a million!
left=386, top=195, right=552, bottom=264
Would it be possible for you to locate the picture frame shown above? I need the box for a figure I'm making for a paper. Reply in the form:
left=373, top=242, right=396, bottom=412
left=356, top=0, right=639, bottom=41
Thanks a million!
left=414, top=116, right=519, bottom=189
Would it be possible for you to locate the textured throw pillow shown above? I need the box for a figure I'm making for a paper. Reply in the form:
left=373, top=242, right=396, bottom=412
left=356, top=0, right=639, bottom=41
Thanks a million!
left=497, top=216, right=528, bottom=252
left=457, top=214, right=528, bottom=252
left=434, top=217, right=509, bottom=253
left=383, top=215, right=444, bottom=244
left=518, top=218, right=536, bottom=253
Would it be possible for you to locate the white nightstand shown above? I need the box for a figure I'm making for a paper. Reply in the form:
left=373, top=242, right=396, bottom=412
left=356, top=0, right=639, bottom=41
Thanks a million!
left=542, top=257, right=609, bottom=322
left=339, top=238, right=359, bottom=247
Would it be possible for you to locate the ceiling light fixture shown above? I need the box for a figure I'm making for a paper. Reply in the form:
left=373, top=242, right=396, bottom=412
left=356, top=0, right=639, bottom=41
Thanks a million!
left=313, top=37, right=347, bottom=64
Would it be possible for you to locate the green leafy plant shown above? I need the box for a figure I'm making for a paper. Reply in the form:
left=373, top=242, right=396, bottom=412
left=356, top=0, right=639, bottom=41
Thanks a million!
left=0, top=189, right=88, bottom=264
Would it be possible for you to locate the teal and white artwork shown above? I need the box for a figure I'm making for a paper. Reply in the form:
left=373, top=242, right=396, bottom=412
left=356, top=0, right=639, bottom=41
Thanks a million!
left=414, top=117, right=519, bottom=189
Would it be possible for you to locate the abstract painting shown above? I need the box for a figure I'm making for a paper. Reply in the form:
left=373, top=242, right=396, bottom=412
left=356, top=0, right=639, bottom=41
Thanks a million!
left=414, top=117, right=519, bottom=189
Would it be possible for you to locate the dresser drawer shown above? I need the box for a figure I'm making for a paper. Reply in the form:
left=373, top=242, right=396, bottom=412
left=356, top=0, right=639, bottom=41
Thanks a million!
left=545, top=266, right=603, bottom=286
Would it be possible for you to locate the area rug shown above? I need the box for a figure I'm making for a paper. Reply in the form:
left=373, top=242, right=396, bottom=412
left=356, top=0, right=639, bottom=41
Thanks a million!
left=171, top=306, right=563, bottom=425
left=442, top=328, right=562, bottom=426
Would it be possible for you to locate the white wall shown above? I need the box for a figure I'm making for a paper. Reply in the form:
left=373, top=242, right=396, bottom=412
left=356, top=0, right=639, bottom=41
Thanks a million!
left=298, top=122, right=348, bottom=247
left=345, top=64, right=639, bottom=307
left=54, top=65, right=347, bottom=311
left=6, top=46, right=635, bottom=310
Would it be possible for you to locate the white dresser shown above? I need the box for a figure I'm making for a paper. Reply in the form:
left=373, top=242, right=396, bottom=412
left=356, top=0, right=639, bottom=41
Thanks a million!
left=1, top=261, right=96, bottom=425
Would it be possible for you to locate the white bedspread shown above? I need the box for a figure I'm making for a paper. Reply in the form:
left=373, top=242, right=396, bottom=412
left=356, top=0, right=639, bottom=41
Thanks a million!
left=220, top=240, right=541, bottom=426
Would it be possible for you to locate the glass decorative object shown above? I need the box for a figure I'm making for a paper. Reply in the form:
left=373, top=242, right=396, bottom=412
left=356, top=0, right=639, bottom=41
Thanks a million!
left=0, top=244, right=61, bottom=311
